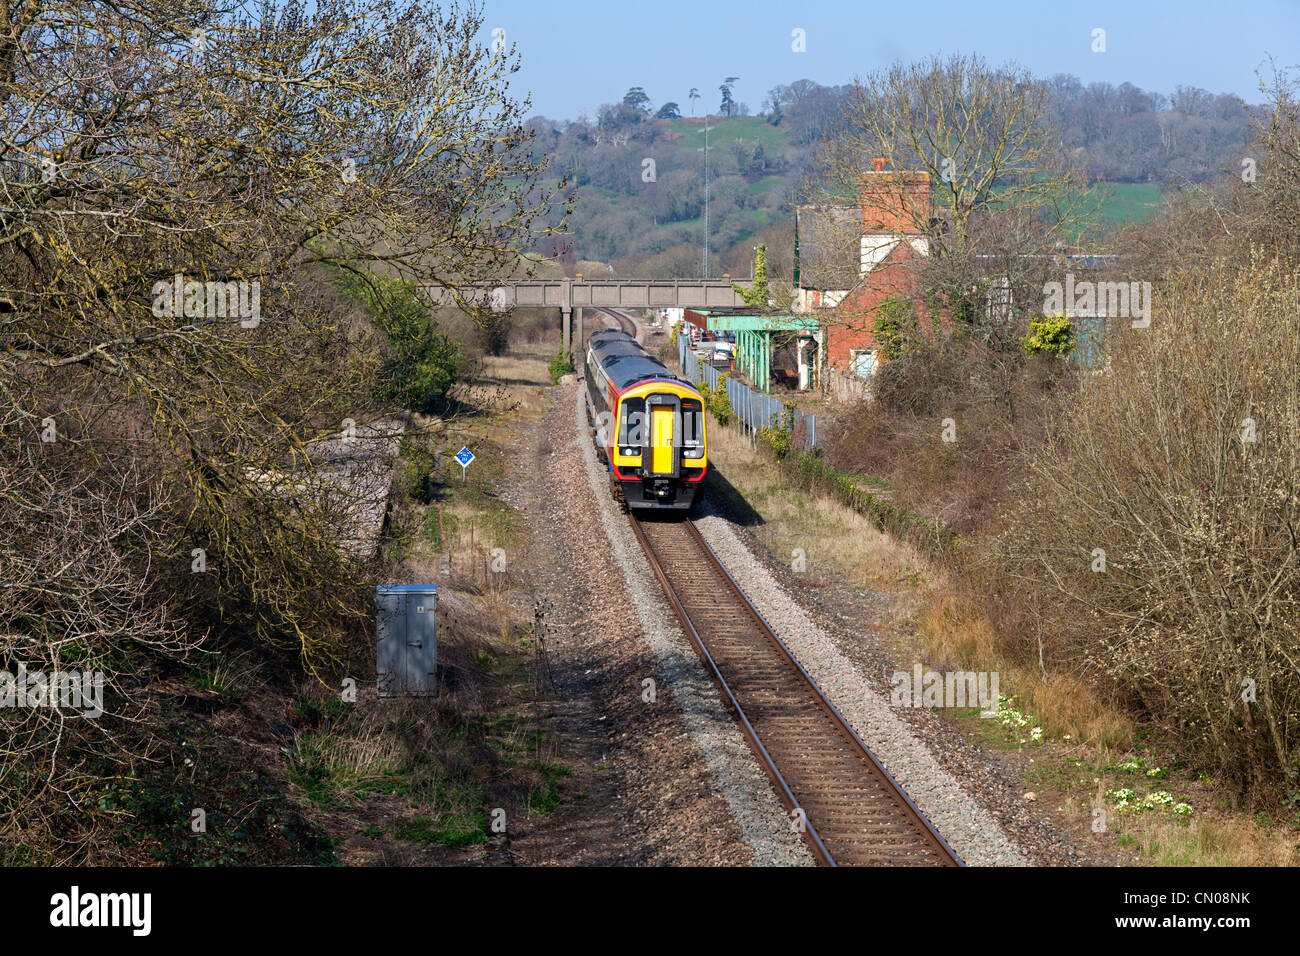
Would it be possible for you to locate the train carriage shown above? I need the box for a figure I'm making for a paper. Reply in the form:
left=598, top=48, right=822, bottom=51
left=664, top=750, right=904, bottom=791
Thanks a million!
left=585, top=329, right=706, bottom=512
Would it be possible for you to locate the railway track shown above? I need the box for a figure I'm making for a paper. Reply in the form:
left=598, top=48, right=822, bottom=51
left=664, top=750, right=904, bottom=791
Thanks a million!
left=628, top=514, right=964, bottom=867
left=590, top=306, right=637, bottom=336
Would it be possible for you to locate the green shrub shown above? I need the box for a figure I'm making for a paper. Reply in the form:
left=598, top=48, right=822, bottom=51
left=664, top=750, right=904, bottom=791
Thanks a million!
left=708, top=373, right=734, bottom=426
left=759, top=410, right=794, bottom=461
left=333, top=270, right=461, bottom=413
left=875, top=295, right=918, bottom=362
left=1021, top=314, right=1076, bottom=356
left=548, top=350, right=574, bottom=385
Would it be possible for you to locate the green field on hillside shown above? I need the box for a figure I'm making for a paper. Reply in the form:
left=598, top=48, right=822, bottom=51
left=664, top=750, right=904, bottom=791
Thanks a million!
left=665, top=116, right=789, bottom=152
left=1093, top=182, right=1167, bottom=226
left=744, top=174, right=787, bottom=196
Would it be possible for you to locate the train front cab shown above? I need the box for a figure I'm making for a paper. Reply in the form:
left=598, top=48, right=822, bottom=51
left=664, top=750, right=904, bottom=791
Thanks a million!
left=610, top=382, right=707, bottom=512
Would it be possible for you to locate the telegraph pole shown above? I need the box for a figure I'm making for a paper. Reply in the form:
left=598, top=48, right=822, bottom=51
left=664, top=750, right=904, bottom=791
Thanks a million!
left=698, top=119, right=713, bottom=278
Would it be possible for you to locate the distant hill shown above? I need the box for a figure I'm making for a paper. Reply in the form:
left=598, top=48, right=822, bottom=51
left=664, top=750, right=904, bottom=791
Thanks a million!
left=526, top=75, right=1255, bottom=277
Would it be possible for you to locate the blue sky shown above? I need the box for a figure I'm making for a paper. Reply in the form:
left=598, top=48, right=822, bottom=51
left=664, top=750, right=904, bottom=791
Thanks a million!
left=476, top=0, right=1300, bottom=118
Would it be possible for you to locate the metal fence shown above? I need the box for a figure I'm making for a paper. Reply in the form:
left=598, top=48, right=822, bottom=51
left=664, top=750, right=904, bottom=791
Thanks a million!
left=678, top=337, right=819, bottom=451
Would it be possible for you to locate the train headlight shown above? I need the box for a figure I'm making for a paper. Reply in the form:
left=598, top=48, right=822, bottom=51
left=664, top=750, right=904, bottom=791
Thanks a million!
left=684, top=444, right=704, bottom=459
left=621, top=447, right=639, bottom=457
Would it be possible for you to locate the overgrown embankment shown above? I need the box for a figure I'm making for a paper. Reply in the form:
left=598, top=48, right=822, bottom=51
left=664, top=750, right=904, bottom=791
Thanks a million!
left=688, top=258, right=1300, bottom=864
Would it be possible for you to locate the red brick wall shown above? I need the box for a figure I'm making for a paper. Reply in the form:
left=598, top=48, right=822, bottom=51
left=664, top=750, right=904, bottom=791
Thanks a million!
left=822, top=170, right=936, bottom=370
left=826, top=242, right=928, bottom=368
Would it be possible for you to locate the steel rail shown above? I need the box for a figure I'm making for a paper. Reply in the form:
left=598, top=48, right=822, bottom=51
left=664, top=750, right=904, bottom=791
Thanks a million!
left=628, top=514, right=964, bottom=867
left=589, top=306, right=637, bottom=336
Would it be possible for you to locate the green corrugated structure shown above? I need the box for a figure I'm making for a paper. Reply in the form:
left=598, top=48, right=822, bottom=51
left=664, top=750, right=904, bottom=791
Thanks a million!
left=690, top=310, right=819, bottom=393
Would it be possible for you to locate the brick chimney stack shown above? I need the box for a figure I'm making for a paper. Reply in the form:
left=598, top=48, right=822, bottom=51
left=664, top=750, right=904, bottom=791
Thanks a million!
left=858, top=170, right=931, bottom=235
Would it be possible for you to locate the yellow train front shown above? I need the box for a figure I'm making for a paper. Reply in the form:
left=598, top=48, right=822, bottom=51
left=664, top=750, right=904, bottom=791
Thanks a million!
left=585, top=329, right=706, bottom=512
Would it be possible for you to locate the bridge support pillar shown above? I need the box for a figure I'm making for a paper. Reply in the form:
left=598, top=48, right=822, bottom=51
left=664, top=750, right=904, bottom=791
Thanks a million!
left=562, top=306, right=571, bottom=357
left=575, top=307, right=584, bottom=354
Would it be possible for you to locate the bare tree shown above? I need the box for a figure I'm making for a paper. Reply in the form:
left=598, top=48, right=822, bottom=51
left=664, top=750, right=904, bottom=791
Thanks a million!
left=1, top=0, right=562, bottom=665
left=994, top=66, right=1300, bottom=801
left=807, top=54, right=1099, bottom=349
left=0, top=0, right=564, bottom=855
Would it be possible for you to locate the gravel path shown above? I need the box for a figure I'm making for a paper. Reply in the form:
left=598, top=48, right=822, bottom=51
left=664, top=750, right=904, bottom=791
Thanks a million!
left=691, top=507, right=1030, bottom=866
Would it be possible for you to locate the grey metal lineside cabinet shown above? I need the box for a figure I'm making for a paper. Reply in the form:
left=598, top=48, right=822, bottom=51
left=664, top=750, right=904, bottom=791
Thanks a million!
left=376, top=584, right=438, bottom=696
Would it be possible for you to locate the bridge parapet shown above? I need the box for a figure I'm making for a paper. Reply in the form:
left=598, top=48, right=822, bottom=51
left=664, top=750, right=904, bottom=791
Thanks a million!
left=419, top=278, right=753, bottom=357
left=419, top=277, right=753, bottom=310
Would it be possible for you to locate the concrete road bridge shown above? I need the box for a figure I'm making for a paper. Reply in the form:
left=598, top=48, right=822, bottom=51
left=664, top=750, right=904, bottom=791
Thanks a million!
left=419, top=277, right=753, bottom=356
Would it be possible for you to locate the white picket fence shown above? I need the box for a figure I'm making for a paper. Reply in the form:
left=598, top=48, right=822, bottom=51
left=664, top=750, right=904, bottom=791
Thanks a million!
left=678, top=338, right=819, bottom=451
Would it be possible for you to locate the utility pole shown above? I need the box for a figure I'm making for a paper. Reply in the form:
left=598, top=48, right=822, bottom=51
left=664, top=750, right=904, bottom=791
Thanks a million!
left=698, top=119, right=713, bottom=278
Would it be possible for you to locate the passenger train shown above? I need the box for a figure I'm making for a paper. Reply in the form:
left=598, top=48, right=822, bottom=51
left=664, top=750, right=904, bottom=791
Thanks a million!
left=584, top=329, right=707, bottom=512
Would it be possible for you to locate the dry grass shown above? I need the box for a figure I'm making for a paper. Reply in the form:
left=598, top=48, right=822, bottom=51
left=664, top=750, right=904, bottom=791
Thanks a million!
left=289, top=341, right=572, bottom=857
left=915, top=592, right=999, bottom=667
left=293, top=707, right=413, bottom=795
left=709, top=419, right=1134, bottom=746
left=448, top=345, right=552, bottom=417
left=916, top=594, right=1133, bottom=748
left=397, top=342, right=551, bottom=582
left=708, top=422, right=929, bottom=597
left=1129, top=815, right=1300, bottom=867
left=480, top=349, right=552, bottom=392
left=1019, top=672, right=1133, bottom=749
